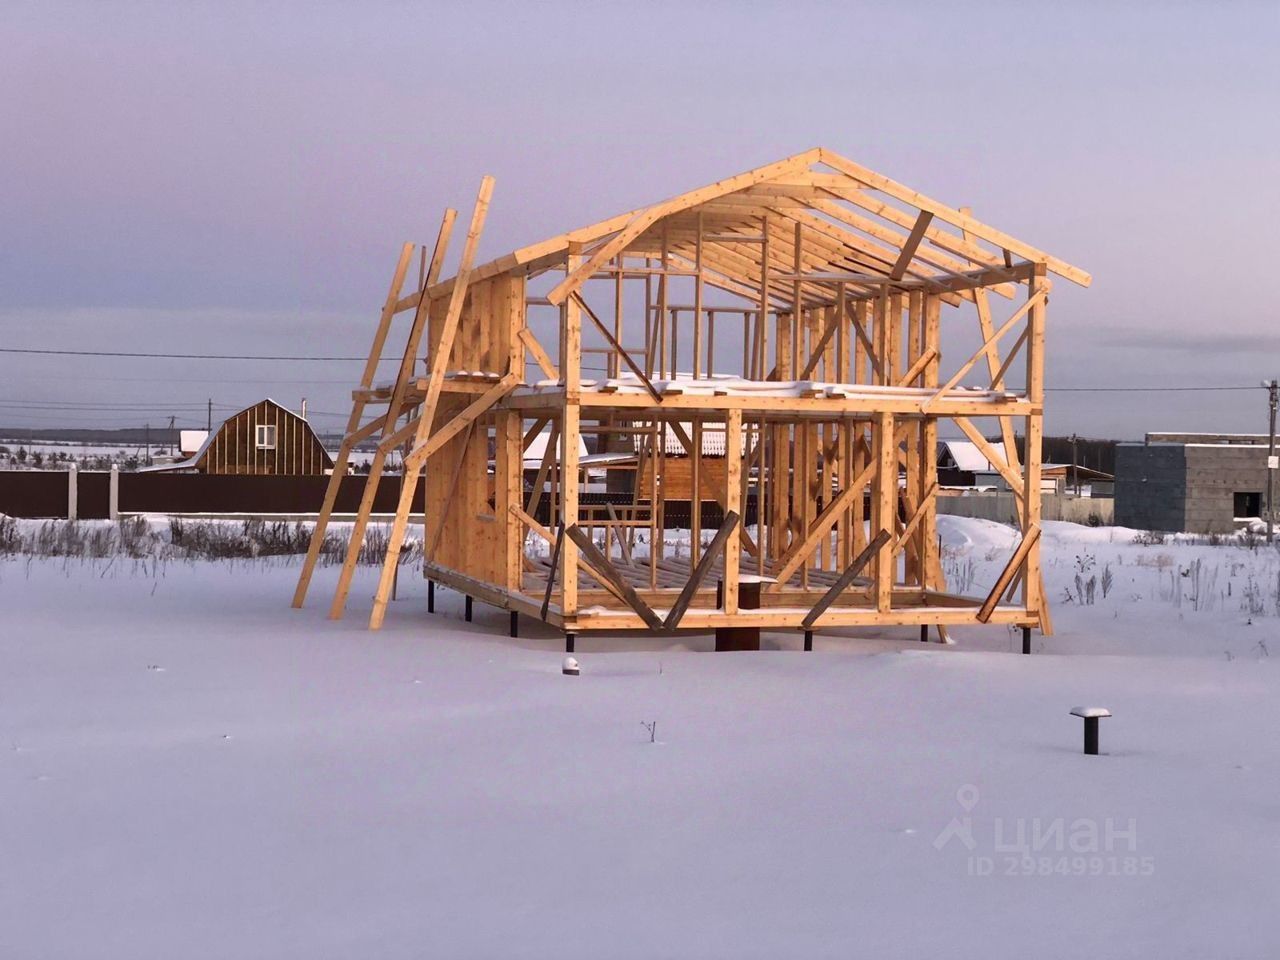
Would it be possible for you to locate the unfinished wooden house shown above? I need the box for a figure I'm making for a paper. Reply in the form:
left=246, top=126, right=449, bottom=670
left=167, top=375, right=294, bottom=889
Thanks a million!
left=292, top=148, right=1089, bottom=651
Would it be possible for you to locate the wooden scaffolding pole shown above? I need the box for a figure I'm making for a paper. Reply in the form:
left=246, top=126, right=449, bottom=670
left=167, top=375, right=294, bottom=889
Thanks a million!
left=291, top=240, right=416, bottom=608
left=351, top=176, right=492, bottom=627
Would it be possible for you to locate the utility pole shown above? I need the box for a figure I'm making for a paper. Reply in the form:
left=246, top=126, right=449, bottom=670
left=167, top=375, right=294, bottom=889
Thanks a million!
left=1070, top=433, right=1080, bottom=496
left=144, top=422, right=151, bottom=466
left=207, top=398, right=213, bottom=431
left=1266, top=379, right=1278, bottom=544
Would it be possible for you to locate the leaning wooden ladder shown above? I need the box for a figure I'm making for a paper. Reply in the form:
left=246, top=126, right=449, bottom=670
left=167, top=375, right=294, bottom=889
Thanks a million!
left=292, top=176, right=499, bottom=629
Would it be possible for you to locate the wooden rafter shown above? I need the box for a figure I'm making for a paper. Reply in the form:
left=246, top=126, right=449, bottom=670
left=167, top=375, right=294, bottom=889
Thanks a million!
left=816, top=149, right=1091, bottom=287
left=890, top=211, right=934, bottom=280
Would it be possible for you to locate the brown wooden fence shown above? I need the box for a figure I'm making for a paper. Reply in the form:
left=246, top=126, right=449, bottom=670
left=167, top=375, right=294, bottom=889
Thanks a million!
left=0, top=470, right=760, bottom=528
left=0, top=471, right=420, bottom=520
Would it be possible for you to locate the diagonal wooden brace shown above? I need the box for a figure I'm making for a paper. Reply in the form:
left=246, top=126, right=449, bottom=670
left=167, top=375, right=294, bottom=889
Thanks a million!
left=662, top=511, right=740, bottom=632
left=802, top=529, right=891, bottom=630
left=565, top=525, right=664, bottom=631
left=767, top=457, right=878, bottom=591
left=402, top=373, right=518, bottom=470
left=977, top=525, right=1041, bottom=623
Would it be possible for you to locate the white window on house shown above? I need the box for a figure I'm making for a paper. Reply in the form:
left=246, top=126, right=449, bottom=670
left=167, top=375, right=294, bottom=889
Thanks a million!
left=256, top=424, right=277, bottom=450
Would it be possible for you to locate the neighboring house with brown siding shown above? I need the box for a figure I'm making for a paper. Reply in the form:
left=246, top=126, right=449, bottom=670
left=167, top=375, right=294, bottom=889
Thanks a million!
left=144, top=399, right=334, bottom=475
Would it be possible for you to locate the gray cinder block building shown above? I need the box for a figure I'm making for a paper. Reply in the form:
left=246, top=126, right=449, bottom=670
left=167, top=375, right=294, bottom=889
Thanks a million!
left=1116, top=433, right=1274, bottom=533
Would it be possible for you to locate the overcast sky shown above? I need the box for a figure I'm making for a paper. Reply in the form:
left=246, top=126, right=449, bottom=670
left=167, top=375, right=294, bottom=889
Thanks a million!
left=2, top=0, right=1277, bottom=439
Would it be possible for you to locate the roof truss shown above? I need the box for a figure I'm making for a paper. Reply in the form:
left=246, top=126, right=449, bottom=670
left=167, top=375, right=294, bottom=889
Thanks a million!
left=422, top=147, right=1089, bottom=307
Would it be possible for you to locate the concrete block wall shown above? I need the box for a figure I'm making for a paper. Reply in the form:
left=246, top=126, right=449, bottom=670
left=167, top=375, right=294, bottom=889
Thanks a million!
left=1183, top=445, right=1269, bottom=534
left=1115, top=443, right=1185, bottom=532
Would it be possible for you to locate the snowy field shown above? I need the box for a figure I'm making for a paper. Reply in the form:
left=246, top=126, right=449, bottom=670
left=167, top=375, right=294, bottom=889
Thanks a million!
left=3, top=515, right=1279, bottom=959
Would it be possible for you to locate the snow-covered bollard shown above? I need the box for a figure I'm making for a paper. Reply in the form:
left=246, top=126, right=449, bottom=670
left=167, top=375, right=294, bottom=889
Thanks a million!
left=562, top=656, right=580, bottom=677
left=1070, top=706, right=1111, bottom=755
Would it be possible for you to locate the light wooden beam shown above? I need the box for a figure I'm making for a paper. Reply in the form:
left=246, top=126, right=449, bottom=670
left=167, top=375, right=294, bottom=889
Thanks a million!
left=662, top=511, right=740, bottom=631
left=890, top=211, right=934, bottom=280
left=977, top=525, right=1041, bottom=622
left=922, top=285, right=1048, bottom=412
left=817, top=149, right=1092, bottom=287
left=802, top=529, right=891, bottom=629
left=519, top=327, right=559, bottom=380
left=362, top=176, right=495, bottom=628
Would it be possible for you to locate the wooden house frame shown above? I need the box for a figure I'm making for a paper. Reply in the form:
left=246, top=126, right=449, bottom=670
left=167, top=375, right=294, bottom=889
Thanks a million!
left=292, top=148, right=1089, bottom=650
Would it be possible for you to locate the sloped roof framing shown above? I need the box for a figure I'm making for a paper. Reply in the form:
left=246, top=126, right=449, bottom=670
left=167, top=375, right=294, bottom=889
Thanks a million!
left=409, top=146, right=1090, bottom=312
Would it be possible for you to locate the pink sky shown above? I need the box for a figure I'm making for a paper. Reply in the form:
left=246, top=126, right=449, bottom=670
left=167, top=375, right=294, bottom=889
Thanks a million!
left=2, top=1, right=1277, bottom=437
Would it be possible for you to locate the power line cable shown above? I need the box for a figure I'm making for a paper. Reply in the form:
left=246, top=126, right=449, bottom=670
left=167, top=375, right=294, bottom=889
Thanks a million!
left=2, top=347, right=1271, bottom=397
left=0, top=347, right=384, bottom=361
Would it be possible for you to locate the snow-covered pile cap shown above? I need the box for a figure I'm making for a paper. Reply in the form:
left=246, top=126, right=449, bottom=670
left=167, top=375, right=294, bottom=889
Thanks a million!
left=1069, top=706, right=1112, bottom=719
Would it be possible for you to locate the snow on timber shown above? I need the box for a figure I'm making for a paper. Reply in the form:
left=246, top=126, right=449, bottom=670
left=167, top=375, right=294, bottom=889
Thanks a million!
left=2, top=515, right=1279, bottom=958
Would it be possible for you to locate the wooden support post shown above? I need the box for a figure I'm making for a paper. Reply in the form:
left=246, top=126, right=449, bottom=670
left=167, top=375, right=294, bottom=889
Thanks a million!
left=658, top=224, right=669, bottom=378
left=497, top=411, right=523, bottom=594
left=837, top=420, right=852, bottom=567
left=1024, top=266, right=1047, bottom=628
left=723, top=409, right=743, bottom=614
left=613, top=254, right=624, bottom=380
left=873, top=291, right=888, bottom=386
left=801, top=415, right=815, bottom=586
left=691, top=419, right=702, bottom=566
left=561, top=253, right=583, bottom=622
left=693, top=211, right=704, bottom=378
left=851, top=419, right=867, bottom=556
left=757, top=216, right=769, bottom=378
left=644, top=260, right=655, bottom=378
left=872, top=412, right=896, bottom=613
left=821, top=416, right=835, bottom=571
left=889, top=292, right=903, bottom=385
left=921, top=296, right=941, bottom=591
left=792, top=222, right=803, bottom=378
left=853, top=301, right=868, bottom=385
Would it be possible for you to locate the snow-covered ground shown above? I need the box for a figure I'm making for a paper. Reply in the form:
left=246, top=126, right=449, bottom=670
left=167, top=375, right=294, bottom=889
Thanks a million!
left=2, top=517, right=1279, bottom=958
